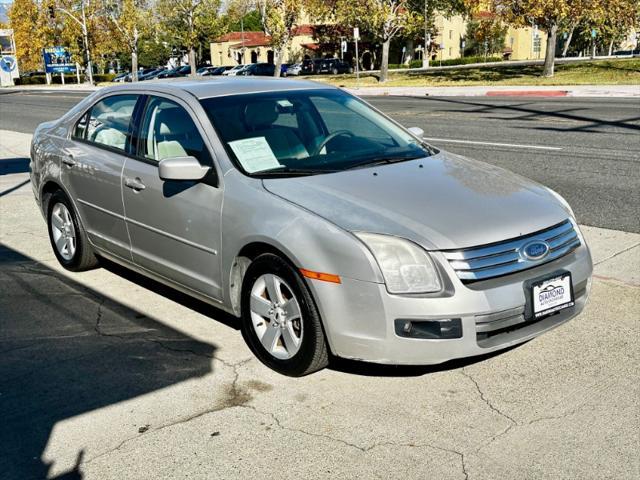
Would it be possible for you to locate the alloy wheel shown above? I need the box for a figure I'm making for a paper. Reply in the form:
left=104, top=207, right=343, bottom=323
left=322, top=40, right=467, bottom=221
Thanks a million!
left=250, top=273, right=303, bottom=360
left=50, top=202, right=77, bottom=261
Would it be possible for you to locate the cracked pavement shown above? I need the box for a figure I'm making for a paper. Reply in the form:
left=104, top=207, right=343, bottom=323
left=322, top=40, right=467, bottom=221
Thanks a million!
left=1, top=130, right=638, bottom=479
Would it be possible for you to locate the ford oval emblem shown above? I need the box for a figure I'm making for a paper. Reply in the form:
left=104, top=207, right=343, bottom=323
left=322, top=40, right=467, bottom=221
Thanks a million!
left=522, top=241, right=550, bottom=260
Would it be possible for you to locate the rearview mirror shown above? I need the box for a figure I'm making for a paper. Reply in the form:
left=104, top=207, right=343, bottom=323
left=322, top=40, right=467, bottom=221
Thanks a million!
left=407, top=126, right=424, bottom=138
left=159, top=156, right=210, bottom=181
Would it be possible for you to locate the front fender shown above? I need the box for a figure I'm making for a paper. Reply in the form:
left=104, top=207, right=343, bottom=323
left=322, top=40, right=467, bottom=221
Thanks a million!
left=220, top=171, right=384, bottom=310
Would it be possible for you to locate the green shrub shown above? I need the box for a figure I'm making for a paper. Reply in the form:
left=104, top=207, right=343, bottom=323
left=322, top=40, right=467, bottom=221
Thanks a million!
left=15, top=72, right=115, bottom=85
left=435, top=55, right=503, bottom=67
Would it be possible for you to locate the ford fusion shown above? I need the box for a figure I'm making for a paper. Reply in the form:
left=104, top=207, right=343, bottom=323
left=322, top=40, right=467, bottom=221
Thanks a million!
left=29, top=78, right=593, bottom=376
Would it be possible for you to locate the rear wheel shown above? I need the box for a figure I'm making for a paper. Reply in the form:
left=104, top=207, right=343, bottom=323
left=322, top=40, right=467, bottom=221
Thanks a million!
left=240, top=253, right=329, bottom=376
left=47, top=190, right=99, bottom=271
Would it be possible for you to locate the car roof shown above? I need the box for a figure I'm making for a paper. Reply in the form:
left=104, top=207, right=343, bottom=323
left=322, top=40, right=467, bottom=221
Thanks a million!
left=100, top=76, right=337, bottom=100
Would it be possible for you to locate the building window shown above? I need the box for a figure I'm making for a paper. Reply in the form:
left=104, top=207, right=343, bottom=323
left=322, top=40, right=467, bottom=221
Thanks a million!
left=449, top=30, right=453, bottom=40
left=449, top=47, right=452, bottom=56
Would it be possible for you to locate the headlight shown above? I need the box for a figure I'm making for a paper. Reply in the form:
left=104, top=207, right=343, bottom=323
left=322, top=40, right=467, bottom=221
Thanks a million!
left=547, top=188, right=576, bottom=219
left=355, top=233, right=442, bottom=294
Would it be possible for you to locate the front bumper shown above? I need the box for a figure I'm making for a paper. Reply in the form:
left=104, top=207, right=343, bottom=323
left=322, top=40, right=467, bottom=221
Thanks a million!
left=308, top=242, right=593, bottom=365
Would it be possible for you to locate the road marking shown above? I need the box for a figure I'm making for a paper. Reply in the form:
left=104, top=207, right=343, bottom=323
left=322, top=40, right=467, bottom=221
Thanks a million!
left=423, top=137, right=563, bottom=151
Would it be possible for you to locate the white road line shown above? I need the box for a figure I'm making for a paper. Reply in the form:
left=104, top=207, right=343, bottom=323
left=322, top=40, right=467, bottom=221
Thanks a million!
left=423, top=137, right=563, bottom=151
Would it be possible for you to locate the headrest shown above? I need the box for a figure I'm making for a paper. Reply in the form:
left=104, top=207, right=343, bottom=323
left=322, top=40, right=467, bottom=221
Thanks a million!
left=244, top=101, right=278, bottom=130
left=156, top=106, right=194, bottom=136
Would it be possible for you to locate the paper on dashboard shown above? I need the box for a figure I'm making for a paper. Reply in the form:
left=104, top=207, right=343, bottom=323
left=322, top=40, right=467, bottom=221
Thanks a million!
left=228, top=137, right=281, bottom=173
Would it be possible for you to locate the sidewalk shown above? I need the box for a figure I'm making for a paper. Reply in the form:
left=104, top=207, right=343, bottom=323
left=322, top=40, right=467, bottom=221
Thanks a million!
left=3, top=82, right=638, bottom=98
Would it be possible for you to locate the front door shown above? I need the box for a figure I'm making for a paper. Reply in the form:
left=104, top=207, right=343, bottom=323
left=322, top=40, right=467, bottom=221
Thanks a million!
left=121, top=95, right=223, bottom=299
left=62, top=94, right=139, bottom=260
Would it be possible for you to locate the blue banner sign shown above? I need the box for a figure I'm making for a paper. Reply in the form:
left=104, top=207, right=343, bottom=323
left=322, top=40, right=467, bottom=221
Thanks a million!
left=43, top=46, right=76, bottom=74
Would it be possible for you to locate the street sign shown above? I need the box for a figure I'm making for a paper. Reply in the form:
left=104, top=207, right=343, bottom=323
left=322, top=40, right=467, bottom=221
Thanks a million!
left=43, top=46, right=76, bottom=74
left=0, top=29, right=19, bottom=86
left=341, top=40, right=347, bottom=53
left=353, top=27, right=360, bottom=40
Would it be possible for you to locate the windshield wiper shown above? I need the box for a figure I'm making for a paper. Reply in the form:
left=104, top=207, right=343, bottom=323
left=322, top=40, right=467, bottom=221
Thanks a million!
left=254, top=166, right=339, bottom=176
left=345, top=155, right=423, bottom=171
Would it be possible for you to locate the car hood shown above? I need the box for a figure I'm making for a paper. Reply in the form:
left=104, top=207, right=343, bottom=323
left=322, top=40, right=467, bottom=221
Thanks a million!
left=262, top=151, right=571, bottom=250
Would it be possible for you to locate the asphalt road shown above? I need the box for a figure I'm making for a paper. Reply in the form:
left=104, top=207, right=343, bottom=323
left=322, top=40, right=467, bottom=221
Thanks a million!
left=1, top=90, right=638, bottom=232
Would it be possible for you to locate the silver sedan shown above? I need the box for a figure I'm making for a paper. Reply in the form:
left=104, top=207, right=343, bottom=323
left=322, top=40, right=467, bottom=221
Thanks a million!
left=29, top=78, right=593, bottom=376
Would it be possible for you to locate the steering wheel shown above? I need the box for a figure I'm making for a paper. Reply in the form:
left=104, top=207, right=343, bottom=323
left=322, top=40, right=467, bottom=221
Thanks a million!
left=311, top=130, right=355, bottom=157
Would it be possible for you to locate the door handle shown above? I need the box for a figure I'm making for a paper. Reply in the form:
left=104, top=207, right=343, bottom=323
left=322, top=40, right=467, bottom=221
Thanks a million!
left=124, top=177, right=146, bottom=191
left=62, top=155, right=76, bottom=167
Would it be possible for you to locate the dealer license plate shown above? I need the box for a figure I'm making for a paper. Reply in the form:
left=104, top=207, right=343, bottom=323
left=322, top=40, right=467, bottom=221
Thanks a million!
left=531, top=273, right=574, bottom=319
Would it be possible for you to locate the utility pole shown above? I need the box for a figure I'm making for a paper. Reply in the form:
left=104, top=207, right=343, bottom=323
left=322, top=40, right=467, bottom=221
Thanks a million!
left=423, top=0, right=430, bottom=68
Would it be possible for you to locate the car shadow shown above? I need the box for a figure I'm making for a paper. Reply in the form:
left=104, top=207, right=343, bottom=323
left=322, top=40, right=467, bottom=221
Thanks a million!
left=329, top=343, right=525, bottom=377
left=98, top=257, right=240, bottom=331
left=0, top=157, right=30, bottom=175
left=0, top=244, right=218, bottom=479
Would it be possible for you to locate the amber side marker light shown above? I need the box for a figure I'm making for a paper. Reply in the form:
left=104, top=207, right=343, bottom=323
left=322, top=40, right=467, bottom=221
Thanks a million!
left=300, top=268, right=342, bottom=284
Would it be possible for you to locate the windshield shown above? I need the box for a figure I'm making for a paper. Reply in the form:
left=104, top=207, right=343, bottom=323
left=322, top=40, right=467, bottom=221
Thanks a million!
left=200, top=89, right=434, bottom=177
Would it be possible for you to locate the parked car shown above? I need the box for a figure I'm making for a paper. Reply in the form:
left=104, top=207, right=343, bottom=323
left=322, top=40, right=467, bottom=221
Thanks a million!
left=301, top=58, right=317, bottom=74
left=30, top=78, right=593, bottom=376
left=112, top=72, right=129, bottom=82
left=203, top=66, right=233, bottom=76
left=138, top=68, right=165, bottom=81
left=222, top=64, right=247, bottom=76
left=242, top=63, right=276, bottom=76
left=316, top=58, right=353, bottom=75
left=283, top=63, right=302, bottom=76
left=196, top=66, right=215, bottom=75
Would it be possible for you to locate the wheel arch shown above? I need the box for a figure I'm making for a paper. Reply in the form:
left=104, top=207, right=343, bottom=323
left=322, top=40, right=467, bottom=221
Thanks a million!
left=228, top=240, right=301, bottom=318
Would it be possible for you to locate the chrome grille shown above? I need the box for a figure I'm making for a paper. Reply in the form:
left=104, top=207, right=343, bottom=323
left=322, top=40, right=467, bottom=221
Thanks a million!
left=442, top=219, right=581, bottom=282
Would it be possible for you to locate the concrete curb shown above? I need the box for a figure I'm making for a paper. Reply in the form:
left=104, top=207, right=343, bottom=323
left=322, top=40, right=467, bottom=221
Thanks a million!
left=345, top=84, right=640, bottom=98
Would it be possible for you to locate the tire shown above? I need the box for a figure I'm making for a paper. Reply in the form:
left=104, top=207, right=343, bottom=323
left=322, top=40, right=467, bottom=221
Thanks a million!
left=46, top=189, right=99, bottom=272
left=240, top=253, right=329, bottom=376
left=332, top=68, right=339, bottom=75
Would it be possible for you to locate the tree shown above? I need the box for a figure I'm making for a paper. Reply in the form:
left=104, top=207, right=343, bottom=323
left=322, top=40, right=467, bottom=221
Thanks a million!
left=467, top=0, right=569, bottom=77
left=464, top=16, right=507, bottom=58
left=104, top=0, right=149, bottom=81
left=54, top=0, right=101, bottom=83
left=256, top=0, right=304, bottom=78
left=156, top=0, right=223, bottom=76
left=7, top=0, right=47, bottom=72
left=309, top=0, right=421, bottom=82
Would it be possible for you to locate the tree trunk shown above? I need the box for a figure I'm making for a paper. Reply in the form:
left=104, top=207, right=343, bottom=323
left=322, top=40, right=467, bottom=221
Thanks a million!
left=273, top=47, right=283, bottom=77
left=131, top=47, right=138, bottom=82
left=561, top=24, right=575, bottom=57
left=189, top=47, right=197, bottom=77
left=542, top=23, right=558, bottom=77
left=379, top=38, right=390, bottom=83
left=608, top=38, right=614, bottom=56
left=404, top=39, right=414, bottom=65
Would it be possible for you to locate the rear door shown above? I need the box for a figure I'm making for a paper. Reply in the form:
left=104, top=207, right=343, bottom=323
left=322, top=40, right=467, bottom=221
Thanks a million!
left=63, top=94, right=140, bottom=260
left=121, top=94, right=224, bottom=299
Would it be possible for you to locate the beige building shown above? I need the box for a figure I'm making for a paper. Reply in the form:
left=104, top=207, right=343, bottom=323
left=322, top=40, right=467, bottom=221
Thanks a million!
left=210, top=13, right=548, bottom=68
left=210, top=26, right=317, bottom=66
left=427, top=13, right=547, bottom=62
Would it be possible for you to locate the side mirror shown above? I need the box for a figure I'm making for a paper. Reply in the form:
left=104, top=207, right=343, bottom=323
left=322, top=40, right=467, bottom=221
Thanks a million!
left=158, top=156, right=210, bottom=181
left=407, top=126, right=424, bottom=138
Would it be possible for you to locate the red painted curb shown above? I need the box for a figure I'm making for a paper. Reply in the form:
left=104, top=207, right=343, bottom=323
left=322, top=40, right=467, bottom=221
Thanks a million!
left=486, top=90, right=569, bottom=97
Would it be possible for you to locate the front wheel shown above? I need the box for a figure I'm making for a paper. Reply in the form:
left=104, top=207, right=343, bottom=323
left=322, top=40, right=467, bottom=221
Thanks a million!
left=240, top=253, right=329, bottom=376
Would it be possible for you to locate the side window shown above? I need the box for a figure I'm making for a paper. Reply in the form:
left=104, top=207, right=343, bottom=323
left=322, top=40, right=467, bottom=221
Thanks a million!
left=138, top=97, right=210, bottom=165
left=85, top=95, right=138, bottom=152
